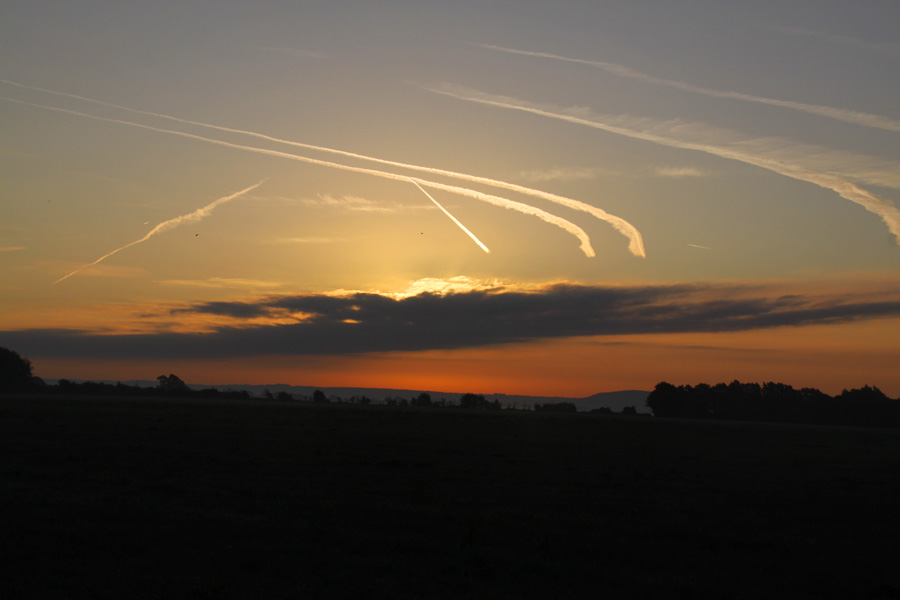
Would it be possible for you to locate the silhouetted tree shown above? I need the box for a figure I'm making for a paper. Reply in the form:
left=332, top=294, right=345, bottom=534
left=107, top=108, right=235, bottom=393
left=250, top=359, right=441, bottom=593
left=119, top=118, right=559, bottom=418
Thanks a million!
left=646, top=382, right=682, bottom=417
left=312, top=389, right=329, bottom=404
left=0, top=347, right=34, bottom=392
left=156, top=374, right=190, bottom=394
left=411, top=392, right=432, bottom=408
left=839, top=384, right=889, bottom=403
left=648, top=379, right=899, bottom=427
left=836, top=385, right=894, bottom=426
left=459, top=393, right=501, bottom=410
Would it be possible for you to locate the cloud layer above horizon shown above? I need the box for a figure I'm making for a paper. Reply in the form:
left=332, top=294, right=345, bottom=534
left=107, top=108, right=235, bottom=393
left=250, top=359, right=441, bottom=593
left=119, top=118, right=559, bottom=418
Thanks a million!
left=4, top=281, right=899, bottom=360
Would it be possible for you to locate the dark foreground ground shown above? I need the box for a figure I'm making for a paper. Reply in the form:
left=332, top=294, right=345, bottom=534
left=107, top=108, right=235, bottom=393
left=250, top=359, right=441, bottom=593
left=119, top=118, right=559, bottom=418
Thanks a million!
left=2, top=395, right=900, bottom=599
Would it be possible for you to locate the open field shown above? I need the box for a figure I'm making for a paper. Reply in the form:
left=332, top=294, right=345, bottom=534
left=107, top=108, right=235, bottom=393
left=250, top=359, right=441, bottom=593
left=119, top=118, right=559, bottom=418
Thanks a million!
left=3, top=395, right=900, bottom=599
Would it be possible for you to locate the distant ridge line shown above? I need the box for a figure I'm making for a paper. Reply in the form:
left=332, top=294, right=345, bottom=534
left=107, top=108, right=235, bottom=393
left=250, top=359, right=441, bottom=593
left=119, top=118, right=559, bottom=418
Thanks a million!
left=43, top=379, right=650, bottom=412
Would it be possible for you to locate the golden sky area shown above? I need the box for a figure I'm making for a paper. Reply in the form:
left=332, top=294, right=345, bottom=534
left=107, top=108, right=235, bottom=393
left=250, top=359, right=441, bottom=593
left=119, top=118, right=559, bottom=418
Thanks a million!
left=2, top=2, right=899, bottom=398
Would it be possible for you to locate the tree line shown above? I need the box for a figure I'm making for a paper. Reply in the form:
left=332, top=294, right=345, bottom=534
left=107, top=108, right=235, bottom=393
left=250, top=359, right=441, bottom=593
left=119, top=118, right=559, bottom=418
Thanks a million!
left=647, top=380, right=900, bottom=428
left=4, top=346, right=898, bottom=425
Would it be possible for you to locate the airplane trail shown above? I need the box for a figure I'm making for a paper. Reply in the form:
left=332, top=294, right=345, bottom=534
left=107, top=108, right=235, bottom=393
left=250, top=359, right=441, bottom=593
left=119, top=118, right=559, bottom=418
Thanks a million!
left=428, top=86, right=900, bottom=245
left=53, top=179, right=267, bottom=284
left=2, top=96, right=595, bottom=258
left=0, top=79, right=643, bottom=257
left=474, top=44, right=900, bottom=134
left=407, top=179, right=490, bottom=253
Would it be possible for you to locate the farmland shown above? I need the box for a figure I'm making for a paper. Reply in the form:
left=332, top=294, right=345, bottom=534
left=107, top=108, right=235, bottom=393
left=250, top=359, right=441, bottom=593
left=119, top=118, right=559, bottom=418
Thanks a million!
left=2, top=394, right=899, bottom=599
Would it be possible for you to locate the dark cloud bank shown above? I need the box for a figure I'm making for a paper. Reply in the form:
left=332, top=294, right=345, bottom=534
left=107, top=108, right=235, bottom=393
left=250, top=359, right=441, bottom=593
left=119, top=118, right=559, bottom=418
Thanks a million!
left=4, top=283, right=900, bottom=360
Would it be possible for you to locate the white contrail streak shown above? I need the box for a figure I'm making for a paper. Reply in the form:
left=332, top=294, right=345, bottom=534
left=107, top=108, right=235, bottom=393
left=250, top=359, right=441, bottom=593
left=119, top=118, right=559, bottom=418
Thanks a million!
left=52, top=179, right=267, bottom=284
left=0, top=79, right=643, bottom=257
left=474, top=44, right=900, bottom=134
left=407, top=178, right=490, bottom=253
left=428, top=86, right=900, bottom=245
left=2, top=96, right=595, bottom=257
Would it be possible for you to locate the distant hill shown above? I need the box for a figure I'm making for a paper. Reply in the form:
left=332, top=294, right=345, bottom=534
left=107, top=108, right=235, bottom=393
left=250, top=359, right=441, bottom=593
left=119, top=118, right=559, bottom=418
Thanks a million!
left=45, top=379, right=651, bottom=413
left=197, top=384, right=650, bottom=412
left=482, top=390, right=650, bottom=413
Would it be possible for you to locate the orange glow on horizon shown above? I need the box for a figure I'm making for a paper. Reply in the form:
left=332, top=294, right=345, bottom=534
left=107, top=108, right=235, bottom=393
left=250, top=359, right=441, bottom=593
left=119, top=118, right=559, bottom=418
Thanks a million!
left=31, top=316, right=900, bottom=399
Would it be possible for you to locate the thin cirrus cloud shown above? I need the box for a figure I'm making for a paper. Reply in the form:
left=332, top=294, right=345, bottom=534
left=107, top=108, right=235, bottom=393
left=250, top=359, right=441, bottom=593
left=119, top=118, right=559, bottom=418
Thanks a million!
left=53, top=179, right=267, bottom=284
left=473, top=43, right=900, bottom=134
left=426, top=85, right=900, bottom=246
left=771, top=25, right=900, bottom=57
left=272, top=237, right=348, bottom=245
left=517, top=166, right=612, bottom=183
left=655, top=166, right=708, bottom=178
left=310, top=194, right=400, bottom=213
left=3, top=281, right=900, bottom=360
left=0, top=80, right=644, bottom=258
left=1, top=96, right=598, bottom=259
left=156, top=278, right=288, bottom=289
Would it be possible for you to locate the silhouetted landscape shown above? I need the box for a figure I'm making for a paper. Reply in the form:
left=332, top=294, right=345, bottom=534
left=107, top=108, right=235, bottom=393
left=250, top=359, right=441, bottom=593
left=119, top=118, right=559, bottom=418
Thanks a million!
left=3, top=346, right=900, bottom=598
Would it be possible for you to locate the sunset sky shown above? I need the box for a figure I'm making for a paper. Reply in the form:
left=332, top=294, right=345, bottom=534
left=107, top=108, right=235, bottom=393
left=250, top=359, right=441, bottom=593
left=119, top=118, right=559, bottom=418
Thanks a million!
left=2, top=1, right=899, bottom=397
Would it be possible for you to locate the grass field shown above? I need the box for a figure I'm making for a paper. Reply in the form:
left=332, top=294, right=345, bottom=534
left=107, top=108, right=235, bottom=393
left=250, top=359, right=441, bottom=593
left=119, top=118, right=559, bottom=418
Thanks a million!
left=2, top=395, right=900, bottom=599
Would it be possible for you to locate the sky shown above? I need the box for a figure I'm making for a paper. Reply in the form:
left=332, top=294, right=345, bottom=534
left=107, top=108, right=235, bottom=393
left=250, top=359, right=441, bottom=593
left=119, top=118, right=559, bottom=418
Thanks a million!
left=2, top=1, right=899, bottom=397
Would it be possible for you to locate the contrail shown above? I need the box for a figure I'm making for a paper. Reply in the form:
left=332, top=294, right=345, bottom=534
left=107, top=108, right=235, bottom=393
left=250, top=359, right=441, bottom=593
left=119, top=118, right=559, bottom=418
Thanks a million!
left=427, top=85, right=900, bottom=245
left=53, top=179, right=267, bottom=284
left=407, top=178, right=490, bottom=253
left=2, top=96, right=595, bottom=257
left=474, top=43, right=900, bottom=134
left=0, top=79, right=643, bottom=257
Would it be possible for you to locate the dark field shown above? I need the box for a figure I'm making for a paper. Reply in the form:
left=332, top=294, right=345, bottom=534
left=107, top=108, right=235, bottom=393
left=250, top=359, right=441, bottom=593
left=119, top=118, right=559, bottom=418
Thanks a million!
left=3, top=395, right=900, bottom=599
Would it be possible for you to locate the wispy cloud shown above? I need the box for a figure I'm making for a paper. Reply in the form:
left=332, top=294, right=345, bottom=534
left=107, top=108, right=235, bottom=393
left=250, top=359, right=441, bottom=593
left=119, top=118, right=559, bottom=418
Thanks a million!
left=473, top=43, right=900, bottom=133
left=655, top=166, right=708, bottom=178
left=56, top=263, right=148, bottom=280
left=427, top=85, right=900, bottom=246
left=771, top=25, right=900, bottom=57
left=271, top=236, right=348, bottom=245
left=156, top=277, right=287, bottom=289
left=4, top=280, right=899, bottom=359
left=310, top=194, right=399, bottom=213
left=1, top=96, right=598, bottom=258
left=53, top=179, right=267, bottom=284
left=517, top=166, right=612, bottom=183
left=1, top=80, right=643, bottom=257
left=0, top=246, right=26, bottom=252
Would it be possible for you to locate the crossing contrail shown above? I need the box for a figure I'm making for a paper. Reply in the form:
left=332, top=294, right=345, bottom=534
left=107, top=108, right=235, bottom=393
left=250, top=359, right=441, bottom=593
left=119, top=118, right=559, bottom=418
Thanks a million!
left=2, top=96, right=596, bottom=258
left=52, top=179, right=267, bottom=284
left=408, top=179, right=490, bottom=253
left=0, top=79, right=642, bottom=257
left=427, top=85, right=900, bottom=246
left=473, top=44, right=900, bottom=134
